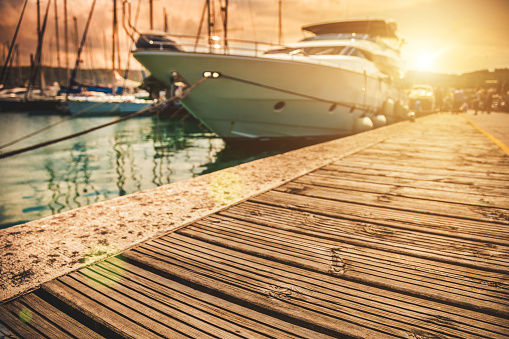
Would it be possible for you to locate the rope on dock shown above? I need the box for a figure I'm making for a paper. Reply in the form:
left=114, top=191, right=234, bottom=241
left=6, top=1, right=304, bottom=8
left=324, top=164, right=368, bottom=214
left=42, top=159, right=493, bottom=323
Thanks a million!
left=0, top=77, right=208, bottom=160
left=220, top=74, right=375, bottom=113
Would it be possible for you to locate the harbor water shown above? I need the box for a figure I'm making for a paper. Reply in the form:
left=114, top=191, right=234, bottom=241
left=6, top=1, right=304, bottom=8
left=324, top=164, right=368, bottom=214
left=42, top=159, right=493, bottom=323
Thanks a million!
left=0, top=112, right=301, bottom=229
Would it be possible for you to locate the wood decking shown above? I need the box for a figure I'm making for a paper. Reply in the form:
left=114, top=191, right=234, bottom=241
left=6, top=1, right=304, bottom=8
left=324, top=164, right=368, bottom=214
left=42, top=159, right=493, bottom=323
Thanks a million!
left=1, top=114, right=508, bottom=338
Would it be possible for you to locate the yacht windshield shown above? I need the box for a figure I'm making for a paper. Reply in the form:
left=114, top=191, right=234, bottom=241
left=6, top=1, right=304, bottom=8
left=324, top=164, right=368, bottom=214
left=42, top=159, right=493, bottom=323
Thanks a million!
left=136, top=35, right=184, bottom=51
left=301, top=33, right=370, bottom=41
left=264, top=46, right=373, bottom=60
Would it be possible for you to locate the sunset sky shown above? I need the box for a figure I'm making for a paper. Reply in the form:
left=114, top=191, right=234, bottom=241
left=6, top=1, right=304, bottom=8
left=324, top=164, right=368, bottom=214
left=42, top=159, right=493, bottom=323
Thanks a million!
left=1, top=0, right=508, bottom=75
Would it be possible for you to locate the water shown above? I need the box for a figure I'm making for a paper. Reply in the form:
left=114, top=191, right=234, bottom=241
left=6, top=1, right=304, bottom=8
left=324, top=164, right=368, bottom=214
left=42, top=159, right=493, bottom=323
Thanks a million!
left=0, top=112, right=302, bottom=229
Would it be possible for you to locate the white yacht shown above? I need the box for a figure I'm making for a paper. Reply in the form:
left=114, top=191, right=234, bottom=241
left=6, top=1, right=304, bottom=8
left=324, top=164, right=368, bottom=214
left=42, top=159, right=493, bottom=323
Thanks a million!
left=133, top=19, right=409, bottom=142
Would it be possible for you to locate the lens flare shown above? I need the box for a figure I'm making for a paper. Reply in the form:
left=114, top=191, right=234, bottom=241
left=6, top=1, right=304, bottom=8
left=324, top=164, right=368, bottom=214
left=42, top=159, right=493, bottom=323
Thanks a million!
left=19, top=308, right=32, bottom=323
left=208, top=169, right=244, bottom=205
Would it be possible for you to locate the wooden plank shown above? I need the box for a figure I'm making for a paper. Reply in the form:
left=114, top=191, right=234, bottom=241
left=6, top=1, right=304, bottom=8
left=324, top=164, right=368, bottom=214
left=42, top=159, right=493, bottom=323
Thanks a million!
left=278, top=179, right=509, bottom=227
left=101, top=257, right=335, bottom=339
left=179, top=214, right=509, bottom=316
left=323, top=161, right=509, bottom=188
left=332, top=159, right=509, bottom=181
left=220, top=202, right=509, bottom=290
left=82, top=264, right=260, bottom=339
left=311, top=166, right=509, bottom=198
left=18, top=293, right=106, bottom=339
left=66, top=270, right=205, bottom=338
left=5, top=298, right=79, bottom=339
left=374, top=140, right=506, bottom=158
left=251, top=190, right=509, bottom=257
left=0, top=320, right=21, bottom=339
left=356, top=148, right=509, bottom=166
left=0, top=306, right=41, bottom=338
left=124, top=247, right=390, bottom=339
left=220, top=202, right=509, bottom=281
left=137, top=233, right=509, bottom=338
left=42, top=279, right=164, bottom=338
left=347, top=153, right=509, bottom=175
left=382, top=137, right=499, bottom=149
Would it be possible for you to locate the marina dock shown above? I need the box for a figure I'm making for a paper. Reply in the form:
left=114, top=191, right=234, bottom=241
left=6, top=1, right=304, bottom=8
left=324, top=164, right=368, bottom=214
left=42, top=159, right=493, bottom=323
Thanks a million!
left=1, top=113, right=508, bottom=338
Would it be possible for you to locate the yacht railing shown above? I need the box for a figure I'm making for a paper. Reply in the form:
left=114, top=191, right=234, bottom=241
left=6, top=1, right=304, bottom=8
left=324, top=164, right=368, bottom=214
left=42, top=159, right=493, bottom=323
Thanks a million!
left=135, top=33, right=285, bottom=58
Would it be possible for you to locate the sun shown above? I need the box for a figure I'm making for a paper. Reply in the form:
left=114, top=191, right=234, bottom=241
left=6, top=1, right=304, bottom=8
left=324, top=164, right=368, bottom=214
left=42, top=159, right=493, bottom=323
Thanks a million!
left=416, top=54, right=434, bottom=72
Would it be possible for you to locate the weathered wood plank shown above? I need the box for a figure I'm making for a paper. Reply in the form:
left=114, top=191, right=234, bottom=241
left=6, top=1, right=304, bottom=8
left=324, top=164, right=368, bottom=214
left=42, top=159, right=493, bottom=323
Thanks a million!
left=331, top=159, right=509, bottom=181
left=101, top=257, right=334, bottom=339
left=323, top=161, right=509, bottom=188
left=251, top=190, right=509, bottom=252
left=347, top=153, right=509, bottom=175
left=17, top=293, right=106, bottom=339
left=84, top=264, right=264, bottom=339
left=0, top=306, right=40, bottom=338
left=67, top=270, right=204, bottom=338
left=278, top=179, right=509, bottom=226
left=124, top=247, right=388, bottom=339
left=356, top=147, right=509, bottom=166
left=179, top=215, right=509, bottom=316
left=5, top=299, right=73, bottom=339
left=220, top=202, right=509, bottom=286
left=143, top=233, right=509, bottom=338
left=374, top=140, right=506, bottom=158
left=311, top=167, right=509, bottom=198
left=42, top=279, right=164, bottom=338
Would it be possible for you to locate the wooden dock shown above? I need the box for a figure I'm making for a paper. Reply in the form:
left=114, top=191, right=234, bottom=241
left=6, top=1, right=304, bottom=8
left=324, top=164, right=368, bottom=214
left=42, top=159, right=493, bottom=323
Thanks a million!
left=1, top=113, right=508, bottom=338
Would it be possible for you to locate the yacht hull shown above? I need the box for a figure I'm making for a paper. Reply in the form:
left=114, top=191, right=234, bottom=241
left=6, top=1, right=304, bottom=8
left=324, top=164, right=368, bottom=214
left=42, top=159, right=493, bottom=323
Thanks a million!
left=134, top=51, right=402, bottom=139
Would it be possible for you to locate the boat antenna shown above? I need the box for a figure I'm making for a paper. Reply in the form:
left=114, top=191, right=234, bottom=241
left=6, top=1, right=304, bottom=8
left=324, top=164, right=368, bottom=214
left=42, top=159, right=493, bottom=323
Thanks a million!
left=66, top=0, right=97, bottom=99
left=0, top=0, right=29, bottom=86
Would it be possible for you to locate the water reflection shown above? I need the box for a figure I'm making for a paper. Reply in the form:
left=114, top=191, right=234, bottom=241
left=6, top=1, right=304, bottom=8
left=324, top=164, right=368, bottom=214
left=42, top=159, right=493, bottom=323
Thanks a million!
left=1, top=113, right=308, bottom=229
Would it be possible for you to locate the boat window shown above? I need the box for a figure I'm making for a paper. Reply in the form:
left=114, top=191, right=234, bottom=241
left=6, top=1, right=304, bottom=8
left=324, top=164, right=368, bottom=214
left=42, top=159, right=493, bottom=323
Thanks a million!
left=264, top=47, right=301, bottom=55
left=264, top=46, right=345, bottom=56
left=340, top=47, right=373, bottom=61
left=301, top=33, right=370, bottom=42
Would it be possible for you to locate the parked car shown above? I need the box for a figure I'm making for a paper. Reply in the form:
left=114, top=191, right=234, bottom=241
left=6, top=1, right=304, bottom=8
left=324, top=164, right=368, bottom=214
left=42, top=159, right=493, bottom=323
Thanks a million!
left=408, top=85, right=435, bottom=114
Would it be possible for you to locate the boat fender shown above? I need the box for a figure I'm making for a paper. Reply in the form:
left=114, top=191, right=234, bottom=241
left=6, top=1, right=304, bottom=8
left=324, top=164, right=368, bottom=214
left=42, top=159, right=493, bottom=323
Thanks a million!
left=382, top=98, right=395, bottom=116
left=353, top=116, right=374, bottom=134
left=370, top=114, right=387, bottom=128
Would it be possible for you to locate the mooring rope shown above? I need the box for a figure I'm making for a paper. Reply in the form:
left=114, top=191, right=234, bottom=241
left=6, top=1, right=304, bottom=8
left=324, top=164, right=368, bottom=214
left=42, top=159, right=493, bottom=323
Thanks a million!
left=0, top=77, right=207, bottom=159
left=220, top=74, right=376, bottom=113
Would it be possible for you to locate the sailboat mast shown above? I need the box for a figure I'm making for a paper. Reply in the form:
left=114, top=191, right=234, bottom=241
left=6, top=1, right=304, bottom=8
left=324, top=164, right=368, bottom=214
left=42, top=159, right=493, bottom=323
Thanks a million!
left=64, top=0, right=69, bottom=80
left=37, top=0, right=41, bottom=39
left=278, top=0, right=283, bottom=45
left=66, top=0, right=97, bottom=97
left=0, top=0, right=29, bottom=86
left=163, top=7, right=168, bottom=32
left=207, top=0, right=211, bottom=39
left=113, top=0, right=117, bottom=70
left=54, top=0, right=61, bottom=70
left=223, top=0, right=228, bottom=51
left=150, top=0, right=153, bottom=30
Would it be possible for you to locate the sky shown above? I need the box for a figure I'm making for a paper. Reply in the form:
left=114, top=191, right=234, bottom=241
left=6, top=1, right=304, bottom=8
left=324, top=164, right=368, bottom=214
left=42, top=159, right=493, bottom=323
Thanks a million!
left=1, top=0, right=508, bottom=75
